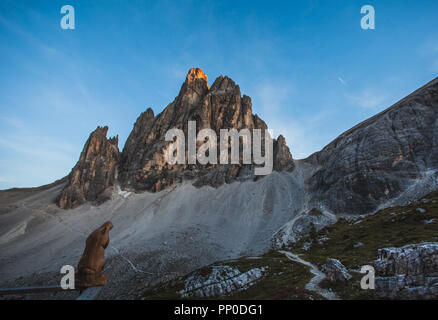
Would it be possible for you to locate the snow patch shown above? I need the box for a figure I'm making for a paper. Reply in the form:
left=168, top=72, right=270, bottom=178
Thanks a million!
left=117, top=186, right=131, bottom=199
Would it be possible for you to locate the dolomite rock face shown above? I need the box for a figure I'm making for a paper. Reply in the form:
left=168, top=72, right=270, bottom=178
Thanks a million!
left=374, top=242, right=438, bottom=299
left=305, top=77, right=438, bottom=215
left=57, top=70, right=437, bottom=215
left=321, top=258, right=352, bottom=282
left=56, top=126, right=119, bottom=209
left=273, top=135, right=294, bottom=172
left=178, top=265, right=266, bottom=298
left=118, top=68, right=294, bottom=192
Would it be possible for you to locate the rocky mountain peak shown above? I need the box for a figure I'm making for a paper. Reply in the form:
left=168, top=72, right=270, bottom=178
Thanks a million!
left=176, top=68, right=210, bottom=108
left=305, top=76, right=438, bottom=215
left=56, top=69, right=295, bottom=207
left=117, top=69, right=295, bottom=193
left=56, top=126, right=119, bottom=209
left=273, top=135, right=294, bottom=172
left=210, top=75, right=238, bottom=91
left=186, top=67, right=209, bottom=88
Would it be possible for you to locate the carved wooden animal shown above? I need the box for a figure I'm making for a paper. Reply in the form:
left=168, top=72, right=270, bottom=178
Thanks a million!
left=76, top=221, right=113, bottom=288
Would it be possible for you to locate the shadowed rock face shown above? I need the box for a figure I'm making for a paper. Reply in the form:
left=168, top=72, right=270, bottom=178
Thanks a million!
left=305, top=77, right=438, bottom=215
left=273, top=135, right=294, bottom=172
left=117, top=68, right=294, bottom=192
left=56, top=126, right=119, bottom=209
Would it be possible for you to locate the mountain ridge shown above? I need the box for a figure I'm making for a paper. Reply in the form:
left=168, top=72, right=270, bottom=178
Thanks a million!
left=304, top=75, right=438, bottom=214
left=0, top=73, right=437, bottom=299
left=57, top=68, right=295, bottom=209
left=55, top=69, right=438, bottom=215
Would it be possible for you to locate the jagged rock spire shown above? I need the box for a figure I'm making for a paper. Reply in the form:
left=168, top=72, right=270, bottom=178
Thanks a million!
left=117, top=68, right=294, bottom=192
left=57, top=68, right=295, bottom=208
left=56, top=126, right=119, bottom=209
left=273, top=135, right=294, bottom=172
left=186, top=68, right=209, bottom=87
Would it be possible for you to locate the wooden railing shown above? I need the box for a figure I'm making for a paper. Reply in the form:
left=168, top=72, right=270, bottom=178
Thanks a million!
left=1, top=221, right=113, bottom=301
left=0, top=285, right=103, bottom=300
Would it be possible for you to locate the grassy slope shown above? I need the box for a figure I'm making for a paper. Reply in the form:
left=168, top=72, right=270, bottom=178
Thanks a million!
left=143, top=251, right=322, bottom=300
left=0, top=178, right=66, bottom=206
left=289, top=190, right=438, bottom=299
left=143, top=191, right=438, bottom=300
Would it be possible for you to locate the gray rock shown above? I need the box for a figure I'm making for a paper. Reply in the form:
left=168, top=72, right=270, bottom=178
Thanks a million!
left=118, top=68, right=294, bottom=193
left=273, top=135, right=294, bottom=172
left=374, top=242, right=438, bottom=299
left=56, top=126, right=119, bottom=209
left=304, top=77, right=438, bottom=215
left=271, top=208, right=337, bottom=248
left=353, top=242, right=363, bottom=248
left=321, top=258, right=352, bottom=282
left=56, top=71, right=438, bottom=216
left=178, top=265, right=266, bottom=298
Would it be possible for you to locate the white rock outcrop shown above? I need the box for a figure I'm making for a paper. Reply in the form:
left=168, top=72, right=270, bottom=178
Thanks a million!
left=321, top=258, right=352, bottom=282
left=179, top=265, right=266, bottom=298
left=374, top=242, right=438, bottom=299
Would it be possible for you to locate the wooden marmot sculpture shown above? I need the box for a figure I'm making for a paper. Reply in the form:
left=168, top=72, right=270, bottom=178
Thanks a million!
left=76, top=221, right=113, bottom=288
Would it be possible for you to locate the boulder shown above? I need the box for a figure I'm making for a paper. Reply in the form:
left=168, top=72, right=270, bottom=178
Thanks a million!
left=179, top=265, right=266, bottom=298
left=321, top=258, right=352, bottom=282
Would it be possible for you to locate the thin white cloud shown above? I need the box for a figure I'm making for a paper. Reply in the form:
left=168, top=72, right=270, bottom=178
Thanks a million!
left=0, top=14, right=60, bottom=57
left=253, top=82, right=333, bottom=159
left=257, top=83, right=293, bottom=113
left=338, top=76, right=347, bottom=86
left=0, top=120, right=78, bottom=170
left=418, top=36, right=438, bottom=73
left=167, top=65, right=188, bottom=80
left=0, top=136, right=76, bottom=161
left=0, top=132, right=78, bottom=188
left=0, top=116, right=25, bottom=129
left=346, top=89, right=388, bottom=109
left=265, top=119, right=319, bottom=159
left=418, top=37, right=438, bottom=56
left=431, top=58, right=438, bottom=73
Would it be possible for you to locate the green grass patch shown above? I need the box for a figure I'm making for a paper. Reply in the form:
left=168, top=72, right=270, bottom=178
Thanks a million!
left=288, top=190, right=438, bottom=299
left=143, top=251, right=321, bottom=300
left=143, top=191, right=438, bottom=300
left=291, top=191, right=438, bottom=268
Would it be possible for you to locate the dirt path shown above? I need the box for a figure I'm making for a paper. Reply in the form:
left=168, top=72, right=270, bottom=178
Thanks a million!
left=279, top=250, right=340, bottom=300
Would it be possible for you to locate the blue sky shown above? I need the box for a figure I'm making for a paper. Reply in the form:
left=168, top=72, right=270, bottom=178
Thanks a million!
left=0, top=0, right=438, bottom=189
